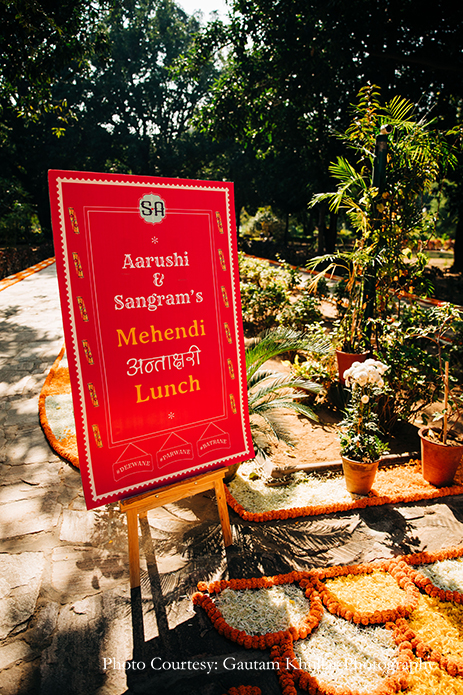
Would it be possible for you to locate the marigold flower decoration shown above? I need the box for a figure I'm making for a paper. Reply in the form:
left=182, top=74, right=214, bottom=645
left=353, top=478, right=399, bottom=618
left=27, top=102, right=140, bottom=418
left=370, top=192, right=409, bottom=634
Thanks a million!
left=193, top=572, right=323, bottom=648
left=224, top=462, right=463, bottom=523
left=194, top=545, right=463, bottom=694
left=311, top=559, right=419, bottom=625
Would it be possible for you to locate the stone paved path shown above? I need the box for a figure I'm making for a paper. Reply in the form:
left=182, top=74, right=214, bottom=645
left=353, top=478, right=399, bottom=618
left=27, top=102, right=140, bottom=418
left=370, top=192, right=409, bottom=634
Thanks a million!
left=1, top=263, right=463, bottom=695
left=0, top=264, right=135, bottom=695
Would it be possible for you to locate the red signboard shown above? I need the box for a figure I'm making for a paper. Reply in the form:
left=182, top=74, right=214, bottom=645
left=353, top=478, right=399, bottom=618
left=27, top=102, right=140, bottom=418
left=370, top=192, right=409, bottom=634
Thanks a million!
left=48, top=170, right=254, bottom=509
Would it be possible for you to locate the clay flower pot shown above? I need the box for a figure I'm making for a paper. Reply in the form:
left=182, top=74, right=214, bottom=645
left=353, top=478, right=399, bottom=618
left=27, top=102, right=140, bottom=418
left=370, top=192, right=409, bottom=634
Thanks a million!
left=336, top=350, right=371, bottom=385
left=224, top=462, right=241, bottom=483
left=341, top=455, right=380, bottom=495
left=419, top=427, right=463, bottom=487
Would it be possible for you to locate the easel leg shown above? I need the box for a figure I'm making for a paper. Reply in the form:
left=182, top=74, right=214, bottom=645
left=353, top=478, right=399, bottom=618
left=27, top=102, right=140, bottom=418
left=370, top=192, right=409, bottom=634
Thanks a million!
left=126, top=510, right=145, bottom=658
left=214, top=478, right=233, bottom=547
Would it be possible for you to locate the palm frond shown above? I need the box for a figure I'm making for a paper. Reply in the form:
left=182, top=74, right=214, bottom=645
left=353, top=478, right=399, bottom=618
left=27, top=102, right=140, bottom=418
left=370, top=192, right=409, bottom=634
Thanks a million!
left=247, top=368, right=281, bottom=390
left=328, top=157, right=367, bottom=187
left=245, top=326, right=331, bottom=381
left=244, top=327, right=328, bottom=452
left=250, top=396, right=319, bottom=423
left=384, top=95, right=415, bottom=124
left=248, top=372, right=323, bottom=400
left=250, top=416, right=296, bottom=449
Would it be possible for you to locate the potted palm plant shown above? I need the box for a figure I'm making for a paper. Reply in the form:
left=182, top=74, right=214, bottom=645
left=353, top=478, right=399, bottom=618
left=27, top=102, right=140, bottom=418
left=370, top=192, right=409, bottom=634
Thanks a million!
left=339, top=358, right=389, bottom=494
left=306, top=84, right=458, bottom=384
left=225, top=326, right=331, bottom=481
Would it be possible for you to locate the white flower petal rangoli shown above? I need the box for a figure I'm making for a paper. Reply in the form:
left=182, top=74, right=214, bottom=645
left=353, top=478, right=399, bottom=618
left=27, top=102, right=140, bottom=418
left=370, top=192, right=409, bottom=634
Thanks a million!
left=215, top=584, right=311, bottom=636
left=228, top=461, right=352, bottom=514
left=416, top=559, right=463, bottom=593
left=293, top=612, right=399, bottom=693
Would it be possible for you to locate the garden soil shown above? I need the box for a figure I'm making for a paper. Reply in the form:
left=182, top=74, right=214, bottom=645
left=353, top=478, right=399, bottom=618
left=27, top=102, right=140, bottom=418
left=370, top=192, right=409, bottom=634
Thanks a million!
left=260, top=357, right=422, bottom=477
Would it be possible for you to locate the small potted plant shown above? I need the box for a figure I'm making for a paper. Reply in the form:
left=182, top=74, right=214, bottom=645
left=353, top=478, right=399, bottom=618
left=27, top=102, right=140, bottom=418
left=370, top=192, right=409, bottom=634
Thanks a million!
left=339, top=359, right=389, bottom=494
left=419, top=361, right=463, bottom=487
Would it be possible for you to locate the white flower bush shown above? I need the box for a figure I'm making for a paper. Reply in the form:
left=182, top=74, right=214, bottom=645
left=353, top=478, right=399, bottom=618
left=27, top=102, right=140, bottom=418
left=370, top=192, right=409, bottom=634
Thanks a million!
left=339, top=359, right=390, bottom=463
left=343, top=359, right=388, bottom=389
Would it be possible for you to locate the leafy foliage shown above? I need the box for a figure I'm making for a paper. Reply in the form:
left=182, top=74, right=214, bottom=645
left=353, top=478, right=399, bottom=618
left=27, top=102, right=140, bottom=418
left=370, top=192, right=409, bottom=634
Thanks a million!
left=245, top=327, right=331, bottom=455
left=277, top=294, right=322, bottom=331
left=0, top=0, right=112, bottom=115
left=307, top=84, right=461, bottom=352
left=374, top=303, right=463, bottom=432
left=239, top=253, right=323, bottom=333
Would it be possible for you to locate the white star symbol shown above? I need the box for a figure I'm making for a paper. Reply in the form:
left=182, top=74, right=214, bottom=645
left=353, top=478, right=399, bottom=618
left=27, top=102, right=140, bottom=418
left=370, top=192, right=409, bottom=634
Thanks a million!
left=151, top=236, right=158, bottom=244
left=168, top=412, right=175, bottom=419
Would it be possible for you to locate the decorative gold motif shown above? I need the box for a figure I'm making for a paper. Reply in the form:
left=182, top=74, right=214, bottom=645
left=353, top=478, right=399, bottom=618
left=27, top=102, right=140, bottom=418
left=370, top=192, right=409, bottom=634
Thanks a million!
left=82, top=340, right=94, bottom=365
left=77, top=296, right=89, bottom=321
left=92, top=424, right=103, bottom=447
left=221, top=286, right=229, bottom=308
left=68, top=207, right=80, bottom=234
left=72, top=252, right=84, bottom=278
left=218, top=249, right=227, bottom=271
left=215, top=211, right=224, bottom=234
left=227, top=358, right=235, bottom=379
left=87, top=382, right=99, bottom=407
left=224, top=322, right=232, bottom=344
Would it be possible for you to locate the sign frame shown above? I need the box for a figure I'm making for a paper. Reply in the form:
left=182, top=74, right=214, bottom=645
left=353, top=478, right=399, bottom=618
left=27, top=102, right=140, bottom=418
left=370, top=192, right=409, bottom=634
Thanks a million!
left=48, top=170, right=254, bottom=509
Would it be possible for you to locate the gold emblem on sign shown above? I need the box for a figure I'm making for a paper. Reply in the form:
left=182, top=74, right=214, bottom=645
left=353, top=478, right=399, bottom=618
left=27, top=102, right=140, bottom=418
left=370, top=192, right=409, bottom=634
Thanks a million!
left=72, top=252, right=84, bottom=278
left=218, top=249, right=227, bottom=271
left=87, top=383, right=99, bottom=407
left=92, top=424, right=103, bottom=447
left=221, top=286, right=229, bottom=308
left=215, top=211, right=224, bottom=234
left=68, top=207, right=80, bottom=234
left=82, top=340, right=94, bottom=365
left=77, top=296, right=89, bottom=321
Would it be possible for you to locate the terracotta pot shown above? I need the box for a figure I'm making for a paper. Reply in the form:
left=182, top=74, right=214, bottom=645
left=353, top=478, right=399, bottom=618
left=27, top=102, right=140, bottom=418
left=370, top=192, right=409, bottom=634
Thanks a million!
left=223, top=462, right=241, bottom=483
left=336, top=350, right=371, bottom=384
left=341, top=455, right=379, bottom=495
left=419, top=427, right=463, bottom=487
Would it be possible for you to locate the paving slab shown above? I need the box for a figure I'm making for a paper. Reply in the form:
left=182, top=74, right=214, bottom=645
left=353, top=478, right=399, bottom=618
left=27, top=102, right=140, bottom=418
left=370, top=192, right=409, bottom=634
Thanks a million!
left=0, top=494, right=61, bottom=540
left=0, top=553, right=46, bottom=640
left=0, top=639, right=34, bottom=671
left=50, top=547, right=128, bottom=599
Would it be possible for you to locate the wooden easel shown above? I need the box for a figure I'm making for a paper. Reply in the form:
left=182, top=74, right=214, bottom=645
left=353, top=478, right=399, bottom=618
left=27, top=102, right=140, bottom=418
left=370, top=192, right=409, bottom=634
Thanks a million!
left=120, top=468, right=232, bottom=591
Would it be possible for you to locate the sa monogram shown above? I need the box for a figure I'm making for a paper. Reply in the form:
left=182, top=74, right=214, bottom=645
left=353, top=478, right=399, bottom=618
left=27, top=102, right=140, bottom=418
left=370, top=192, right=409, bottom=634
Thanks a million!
left=139, top=193, right=166, bottom=225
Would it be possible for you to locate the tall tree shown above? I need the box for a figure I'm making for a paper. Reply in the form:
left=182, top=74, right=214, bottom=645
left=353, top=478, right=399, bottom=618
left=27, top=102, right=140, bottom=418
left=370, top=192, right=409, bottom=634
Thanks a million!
left=191, top=0, right=463, bottom=257
left=0, top=0, right=219, bottom=236
left=0, top=0, right=112, bottom=116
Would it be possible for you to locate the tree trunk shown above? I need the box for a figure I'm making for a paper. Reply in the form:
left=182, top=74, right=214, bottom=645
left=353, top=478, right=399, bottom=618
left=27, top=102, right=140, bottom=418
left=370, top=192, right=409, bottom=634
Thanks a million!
left=317, top=203, right=327, bottom=254
left=451, top=209, right=463, bottom=273
left=324, top=212, right=338, bottom=253
left=283, top=211, right=289, bottom=246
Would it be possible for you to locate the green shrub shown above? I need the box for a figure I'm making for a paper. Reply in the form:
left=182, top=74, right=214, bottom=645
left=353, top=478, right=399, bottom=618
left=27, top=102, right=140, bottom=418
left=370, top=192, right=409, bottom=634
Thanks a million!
left=374, top=303, right=462, bottom=430
left=240, top=282, right=288, bottom=331
left=239, top=253, right=324, bottom=334
left=277, top=294, right=322, bottom=330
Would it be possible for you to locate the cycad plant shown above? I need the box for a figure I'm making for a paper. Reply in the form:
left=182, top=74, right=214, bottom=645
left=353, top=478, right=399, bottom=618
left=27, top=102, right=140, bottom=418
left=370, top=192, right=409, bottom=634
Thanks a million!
left=307, top=84, right=460, bottom=351
left=245, top=326, right=331, bottom=456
